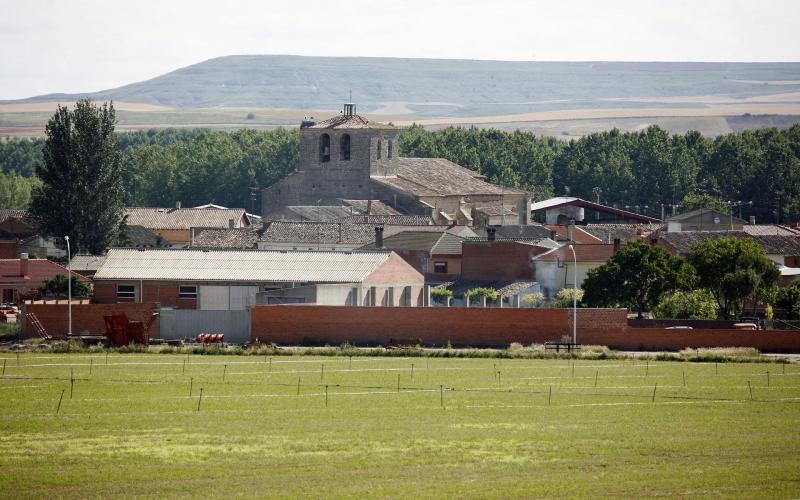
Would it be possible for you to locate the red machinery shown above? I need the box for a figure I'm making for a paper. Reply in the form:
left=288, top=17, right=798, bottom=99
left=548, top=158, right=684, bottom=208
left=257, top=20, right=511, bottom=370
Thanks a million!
left=103, top=311, right=159, bottom=347
left=197, top=333, right=224, bottom=344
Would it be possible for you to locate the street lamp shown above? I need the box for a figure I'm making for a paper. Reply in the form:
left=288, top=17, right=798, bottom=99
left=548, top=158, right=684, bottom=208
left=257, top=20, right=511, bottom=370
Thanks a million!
left=568, top=244, right=577, bottom=345
left=64, top=236, right=72, bottom=337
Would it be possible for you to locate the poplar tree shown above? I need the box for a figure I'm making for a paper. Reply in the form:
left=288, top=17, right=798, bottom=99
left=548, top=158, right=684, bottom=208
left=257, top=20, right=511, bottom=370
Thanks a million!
left=30, top=99, right=124, bottom=254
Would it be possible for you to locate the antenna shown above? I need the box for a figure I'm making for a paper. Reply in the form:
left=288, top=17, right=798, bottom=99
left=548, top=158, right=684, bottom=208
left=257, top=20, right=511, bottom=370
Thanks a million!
left=349, top=89, right=352, bottom=102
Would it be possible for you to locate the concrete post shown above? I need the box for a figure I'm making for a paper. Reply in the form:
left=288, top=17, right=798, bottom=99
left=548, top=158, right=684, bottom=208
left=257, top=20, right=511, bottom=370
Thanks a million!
left=464, top=294, right=470, bottom=308
left=499, top=296, right=503, bottom=308
left=424, top=285, right=431, bottom=307
left=481, top=296, right=487, bottom=308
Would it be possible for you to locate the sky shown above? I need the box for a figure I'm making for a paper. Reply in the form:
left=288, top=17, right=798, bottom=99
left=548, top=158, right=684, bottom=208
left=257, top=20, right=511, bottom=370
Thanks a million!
left=1, top=0, right=799, bottom=100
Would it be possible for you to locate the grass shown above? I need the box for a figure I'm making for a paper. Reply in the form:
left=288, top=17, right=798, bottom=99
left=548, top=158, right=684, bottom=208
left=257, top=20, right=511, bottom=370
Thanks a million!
left=0, top=353, right=798, bottom=498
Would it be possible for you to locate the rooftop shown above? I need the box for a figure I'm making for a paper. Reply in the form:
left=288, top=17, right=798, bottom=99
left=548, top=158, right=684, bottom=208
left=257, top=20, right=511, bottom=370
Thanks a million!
left=124, top=207, right=249, bottom=230
left=582, top=223, right=665, bottom=243
left=533, top=244, right=617, bottom=263
left=531, top=197, right=661, bottom=223
left=659, top=231, right=800, bottom=256
left=666, top=208, right=747, bottom=224
left=260, top=221, right=467, bottom=246
left=191, top=228, right=260, bottom=249
left=359, top=231, right=464, bottom=255
left=69, top=255, right=106, bottom=272
left=94, top=248, right=395, bottom=283
left=372, top=158, right=527, bottom=197
left=303, top=113, right=397, bottom=130
left=0, top=258, right=87, bottom=283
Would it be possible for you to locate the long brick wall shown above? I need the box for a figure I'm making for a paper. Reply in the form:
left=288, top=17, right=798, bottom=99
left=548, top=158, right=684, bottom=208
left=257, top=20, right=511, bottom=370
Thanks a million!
left=22, top=303, right=159, bottom=338
left=251, top=305, right=800, bottom=352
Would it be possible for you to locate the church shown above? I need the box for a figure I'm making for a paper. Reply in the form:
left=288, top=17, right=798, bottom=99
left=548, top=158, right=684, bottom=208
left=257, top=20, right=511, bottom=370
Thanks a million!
left=261, top=104, right=530, bottom=226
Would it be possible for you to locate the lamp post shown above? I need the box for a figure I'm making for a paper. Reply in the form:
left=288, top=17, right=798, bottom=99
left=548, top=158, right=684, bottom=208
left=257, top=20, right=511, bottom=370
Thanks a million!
left=64, top=236, right=71, bottom=337
left=568, top=244, right=577, bottom=345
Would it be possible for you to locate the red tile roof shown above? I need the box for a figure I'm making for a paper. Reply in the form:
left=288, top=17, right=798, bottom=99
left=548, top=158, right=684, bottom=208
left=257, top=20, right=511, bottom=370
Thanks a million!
left=544, top=225, right=603, bottom=244
left=534, top=244, right=616, bottom=263
left=0, top=259, right=88, bottom=284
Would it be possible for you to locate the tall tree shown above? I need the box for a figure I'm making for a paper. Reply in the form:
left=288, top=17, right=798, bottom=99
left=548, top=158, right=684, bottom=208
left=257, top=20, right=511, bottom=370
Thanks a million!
left=30, top=99, right=124, bottom=254
left=582, top=240, right=696, bottom=318
left=689, top=237, right=780, bottom=320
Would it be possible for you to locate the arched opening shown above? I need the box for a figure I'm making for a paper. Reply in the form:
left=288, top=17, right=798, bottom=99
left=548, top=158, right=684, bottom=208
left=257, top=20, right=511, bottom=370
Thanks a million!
left=340, top=134, right=351, bottom=161
left=387, top=139, right=393, bottom=159
left=319, top=134, right=331, bottom=163
left=377, top=139, right=382, bottom=159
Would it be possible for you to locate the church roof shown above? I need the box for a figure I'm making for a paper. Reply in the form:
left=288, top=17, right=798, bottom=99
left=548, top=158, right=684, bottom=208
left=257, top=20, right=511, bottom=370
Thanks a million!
left=371, top=158, right=528, bottom=197
left=304, top=113, right=396, bottom=130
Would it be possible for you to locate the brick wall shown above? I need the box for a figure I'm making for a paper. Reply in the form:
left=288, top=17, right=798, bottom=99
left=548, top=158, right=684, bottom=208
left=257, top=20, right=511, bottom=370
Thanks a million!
left=22, top=302, right=159, bottom=338
left=250, top=305, right=800, bottom=352
left=460, top=241, right=540, bottom=280
left=94, top=281, right=197, bottom=309
left=252, top=306, right=573, bottom=346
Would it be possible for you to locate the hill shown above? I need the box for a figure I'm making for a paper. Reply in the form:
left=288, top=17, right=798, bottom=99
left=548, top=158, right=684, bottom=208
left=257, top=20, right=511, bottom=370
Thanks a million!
left=7, top=55, right=800, bottom=117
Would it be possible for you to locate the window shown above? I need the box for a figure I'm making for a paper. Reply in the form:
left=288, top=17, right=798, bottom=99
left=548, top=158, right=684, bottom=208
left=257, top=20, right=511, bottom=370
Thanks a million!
left=117, top=284, right=136, bottom=299
left=376, top=139, right=382, bottom=159
left=339, top=134, right=351, bottom=161
left=319, top=133, right=331, bottom=163
left=388, top=139, right=393, bottom=159
left=179, top=285, right=197, bottom=299
left=434, top=261, right=448, bottom=273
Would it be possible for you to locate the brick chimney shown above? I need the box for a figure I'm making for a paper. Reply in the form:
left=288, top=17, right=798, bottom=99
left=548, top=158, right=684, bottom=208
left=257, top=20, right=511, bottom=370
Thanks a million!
left=749, top=216, right=756, bottom=225
left=19, top=252, right=29, bottom=277
left=487, top=226, right=497, bottom=242
left=567, top=218, right=575, bottom=242
left=228, top=218, right=235, bottom=229
left=374, top=226, right=384, bottom=249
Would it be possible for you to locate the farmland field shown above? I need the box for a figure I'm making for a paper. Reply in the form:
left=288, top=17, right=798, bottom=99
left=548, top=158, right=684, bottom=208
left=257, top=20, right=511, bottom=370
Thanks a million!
left=0, top=353, right=799, bottom=498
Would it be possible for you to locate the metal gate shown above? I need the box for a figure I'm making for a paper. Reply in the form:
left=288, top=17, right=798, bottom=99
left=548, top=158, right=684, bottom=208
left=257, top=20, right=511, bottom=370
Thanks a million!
left=158, top=308, right=251, bottom=344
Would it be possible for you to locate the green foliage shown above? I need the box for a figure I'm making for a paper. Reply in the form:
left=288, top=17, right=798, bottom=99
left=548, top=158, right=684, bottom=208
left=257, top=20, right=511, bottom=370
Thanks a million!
left=689, top=237, right=780, bottom=320
left=0, top=171, right=40, bottom=209
left=653, top=289, right=718, bottom=320
left=776, top=282, right=800, bottom=319
left=40, top=274, right=91, bottom=298
left=30, top=99, right=124, bottom=253
left=583, top=241, right=696, bottom=318
left=521, top=292, right=544, bottom=306
left=465, top=287, right=499, bottom=304
left=679, top=193, right=730, bottom=213
left=430, top=288, right=453, bottom=304
left=554, top=288, right=584, bottom=308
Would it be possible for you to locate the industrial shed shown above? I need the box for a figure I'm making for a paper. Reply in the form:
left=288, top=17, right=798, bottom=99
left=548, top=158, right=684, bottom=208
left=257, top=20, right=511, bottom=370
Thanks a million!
left=92, top=247, right=424, bottom=310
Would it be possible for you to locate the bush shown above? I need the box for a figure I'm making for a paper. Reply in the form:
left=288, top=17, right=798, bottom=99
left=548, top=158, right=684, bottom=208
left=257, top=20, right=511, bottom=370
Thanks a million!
left=653, top=289, right=717, bottom=319
left=776, top=282, right=800, bottom=319
left=554, top=288, right=584, bottom=308
left=521, top=292, right=544, bottom=307
left=430, top=288, right=453, bottom=305
left=465, top=287, right=498, bottom=305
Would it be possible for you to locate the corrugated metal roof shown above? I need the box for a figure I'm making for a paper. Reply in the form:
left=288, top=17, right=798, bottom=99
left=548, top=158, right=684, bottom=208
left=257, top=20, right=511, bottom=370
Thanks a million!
left=94, top=248, right=392, bottom=283
left=69, top=255, right=105, bottom=272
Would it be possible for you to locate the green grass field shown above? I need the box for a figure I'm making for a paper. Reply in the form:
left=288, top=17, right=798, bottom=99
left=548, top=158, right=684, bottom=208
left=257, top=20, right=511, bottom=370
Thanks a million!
left=0, top=353, right=798, bottom=498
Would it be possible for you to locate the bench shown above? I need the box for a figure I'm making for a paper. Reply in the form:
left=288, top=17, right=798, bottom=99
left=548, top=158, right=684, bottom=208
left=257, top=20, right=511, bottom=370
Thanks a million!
left=544, top=342, right=581, bottom=352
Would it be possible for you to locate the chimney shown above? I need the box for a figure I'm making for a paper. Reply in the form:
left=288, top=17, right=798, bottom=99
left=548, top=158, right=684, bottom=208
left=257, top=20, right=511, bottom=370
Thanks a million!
left=228, top=218, right=235, bottom=229
left=567, top=218, right=575, bottom=242
left=374, top=226, right=384, bottom=249
left=487, top=226, right=497, bottom=241
left=176, top=201, right=182, bottom=209
left=749, top=216, right=756, bottom=225
left=613, top=238, right=621, bottom=253
left=636, top=227, right=644, bottom=236
left=366, top=199, right=372, bottom=215
left=19, top=252, right=29, bottom=277
left=517, top=198, right=529, bottom=225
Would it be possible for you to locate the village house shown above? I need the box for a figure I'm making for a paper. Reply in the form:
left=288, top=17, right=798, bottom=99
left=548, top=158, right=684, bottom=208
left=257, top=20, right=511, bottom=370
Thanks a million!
left=356, top=230, right=466, bottom=281
left=531, top=197, right=661, bottom=225
left=261, top=103, right=530, bottom=225
left=92, top=247, right=424, bottom=309
left=665, top=208, right=748, bottom=232
left=124, top=205, right=251, bottom=247
left=530, top=243, right=617, bottom=298
left=0, top=253, right=88, bottom=303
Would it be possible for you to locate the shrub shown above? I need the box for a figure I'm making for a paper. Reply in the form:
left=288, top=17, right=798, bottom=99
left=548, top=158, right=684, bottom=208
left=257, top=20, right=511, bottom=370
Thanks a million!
left=465, top=287, right=498, bottom=305
left=521, top=292, right=544, bottom=307
left=776, top=282, right=800, bottom=319
left=653, top=289, right=717, bottom=319
left=431, top=288, right=453, bottom=305
left=554, top=288, right=584, bottom=308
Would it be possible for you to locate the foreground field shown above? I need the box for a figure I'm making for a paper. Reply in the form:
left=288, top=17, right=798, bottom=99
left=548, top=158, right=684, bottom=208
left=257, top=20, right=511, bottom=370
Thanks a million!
left=1, top=353, right=799, bottom=498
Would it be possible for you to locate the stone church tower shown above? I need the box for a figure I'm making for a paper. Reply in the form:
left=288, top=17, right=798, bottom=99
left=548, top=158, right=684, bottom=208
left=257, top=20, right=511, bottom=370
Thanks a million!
left=262, top=103, right=401, bottom=216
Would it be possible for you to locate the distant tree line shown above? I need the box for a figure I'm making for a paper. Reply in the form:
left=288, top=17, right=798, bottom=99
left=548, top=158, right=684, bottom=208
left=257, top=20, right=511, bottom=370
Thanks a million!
left=1, top=123, right=799, bottom=221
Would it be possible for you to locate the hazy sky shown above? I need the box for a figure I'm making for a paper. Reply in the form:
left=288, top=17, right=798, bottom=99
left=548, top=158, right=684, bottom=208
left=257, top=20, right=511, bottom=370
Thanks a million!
left=1, top=0, right=799, bottom=100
